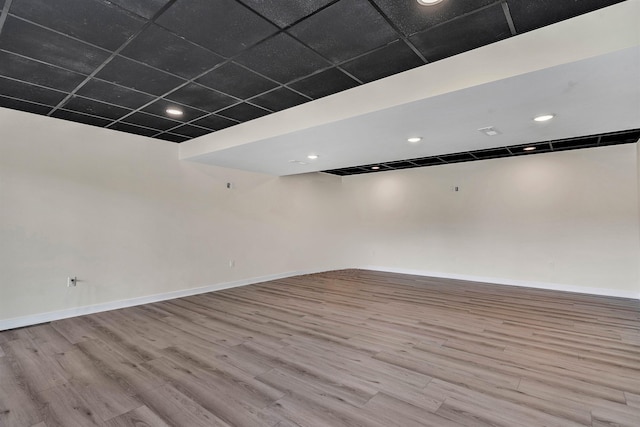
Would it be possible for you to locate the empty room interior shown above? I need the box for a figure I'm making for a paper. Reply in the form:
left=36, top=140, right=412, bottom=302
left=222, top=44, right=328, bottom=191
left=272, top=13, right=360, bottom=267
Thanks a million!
left=1, top=0, right=640, bottom=426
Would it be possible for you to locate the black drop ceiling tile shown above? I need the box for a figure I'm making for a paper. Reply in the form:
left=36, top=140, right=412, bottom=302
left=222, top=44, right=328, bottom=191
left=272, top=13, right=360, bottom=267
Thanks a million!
left=341, top=40, right=424, bottom=83
left=235, top=33, right=330, bottom=83
left=109, top=121, right=159, bottom=137
left=52, top=109, right=113, bottom=127
left=412, top=157, right=445, bottom=166
left=599, top=130, right=640, bottom=146
left=154, top=133, right=191, bottom=143
left=0, top=17, right=109, bottom=75
left=122, top=111, right=182, bottom=131
left=217, top=103, right=271, bottom=122
left=340, top=167, right=369, bottom=175
left=0, top=0, right=5, bottom=8
left=385, top=160, right=417, bottom=169
left=439, top=152, right=476, bottom=163
left=156, top=0, right=277, bottom=57
left=289, top=0, right=398, bottom=63
left=0, top=95, right=51, bottom=115
left=141, top=98, right=207, bottom=122
left=0, top=76, right=67, bottom=106
left=192, top=114, right=238, bottom=131
left=62, top=96, right=131, bottom=120
left=0, top=50, right=86, bottom=91
left=325, top=169, right=349, bottom=176
left=196, top=62, right=278, bottom=99
left=289, top=68, right=359, bottom=99
left=166, top=83, right=237, bottom=112
left=372, top=0, right=496, bottom=36
left=121, top=24, right=224, bottom=79
left=409, top=3, right=512, bottom=63
left=507, top=0, right=624, bottom=34
left=76, top=79, right=156, bottom=109
left=10, top=0, right=146, bottom=51
left=95, top=56, right=186, bottom=96
left=170, top=124, right=213, bottom=138
left=552, top=137, right=599, bottom=151
left=108, top=0, right=171, bottom=19
left=238, top=0, right=334, bottom=28
left=472, top=147, right=511, bottom=159
left=250, top=87, right=309, bottom=112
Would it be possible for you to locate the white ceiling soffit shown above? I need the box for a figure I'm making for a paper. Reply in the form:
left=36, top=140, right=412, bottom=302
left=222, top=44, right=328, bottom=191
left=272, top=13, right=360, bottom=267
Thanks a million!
left=179, top=1, right=640, bottom=176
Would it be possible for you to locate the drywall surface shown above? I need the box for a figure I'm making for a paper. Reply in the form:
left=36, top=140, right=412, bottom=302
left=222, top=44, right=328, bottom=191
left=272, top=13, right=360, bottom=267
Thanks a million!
left=1, top=107, right=638, bottom=328
left=0, top=108, right=352, bottom=324
left=344, top=144, right=640, bottom=296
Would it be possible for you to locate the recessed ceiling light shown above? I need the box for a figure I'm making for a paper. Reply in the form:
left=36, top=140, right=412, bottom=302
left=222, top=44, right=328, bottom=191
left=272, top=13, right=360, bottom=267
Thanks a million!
left=523, top=146, right=536, bottom=151
left=307, top=154, right=319, bottom=160
left=407, top=137, right=422, bottom=143
left=371, top=166, right=380, bottom=170
left=417, top=0, right=444, bottom=5
left=166, top=108, right=183, bottom=116
left=534, top=114, right=555, bottom=122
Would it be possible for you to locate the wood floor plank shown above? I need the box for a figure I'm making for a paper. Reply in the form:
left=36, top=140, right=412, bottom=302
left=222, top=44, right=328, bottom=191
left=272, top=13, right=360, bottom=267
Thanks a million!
left=518, top=378, right=640, bottom=422
left=103, top=406, right=171, bottom=427
left=38, top=382, right=104, bottom=427
left=267, top=391, right=386, bottom=427
left=134, top=384, right=231, bottom=427
left=14, top=324, right=74, bottom=356
left=142, top=357, right=281, bottom=426
left=0, top=269, right=638, bottom=426
left=257, top=367, right=373, bottom=409
left=239, top=340, right=380, bottom=403
left=3, top=339, right=68, bottom=392
left=0, top=357, right=44, bottom=427
left=159, top=346, right=286, bottom=407
left=410, top=337, right=631, bottom=402
left=591, top=406, right=640, bottom=427
left=74, top=338, right=164, bottom=395
left=362, top=392, right=457, bottom=427
left=430, top=379, right=586, bottom=427
left=54, top=349, right=141, bottom=422
left=625, top=391, right=640, bottom=409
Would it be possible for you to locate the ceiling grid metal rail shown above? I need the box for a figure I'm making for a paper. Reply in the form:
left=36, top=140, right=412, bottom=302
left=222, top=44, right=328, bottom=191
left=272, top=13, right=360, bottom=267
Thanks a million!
left=323, top=129, right=640, bottom=176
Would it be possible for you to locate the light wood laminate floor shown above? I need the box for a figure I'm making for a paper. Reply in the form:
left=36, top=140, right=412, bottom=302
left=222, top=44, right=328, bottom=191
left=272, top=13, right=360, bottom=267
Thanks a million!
left=1, top=270, right=639, bottom=426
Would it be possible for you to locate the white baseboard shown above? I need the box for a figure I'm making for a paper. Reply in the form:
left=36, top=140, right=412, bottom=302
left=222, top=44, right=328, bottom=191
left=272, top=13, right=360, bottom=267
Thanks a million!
left=0, top=268, right=329, bottom=331
left=3, top=266, right=637, bottom=331
left=359, top=265, right=640, bottom=300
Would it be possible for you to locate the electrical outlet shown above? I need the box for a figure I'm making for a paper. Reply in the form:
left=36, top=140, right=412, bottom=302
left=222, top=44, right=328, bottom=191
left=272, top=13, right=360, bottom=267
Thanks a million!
left=229, top=260, right=235, bottom=268
left=67, top=276, right=77, bottom=287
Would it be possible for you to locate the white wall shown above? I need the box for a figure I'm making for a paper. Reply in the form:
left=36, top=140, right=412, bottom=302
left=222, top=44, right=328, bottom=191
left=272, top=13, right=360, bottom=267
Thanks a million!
left=344, top=143, right=640, bottom=297
left=0, top=108, right=354, bottom=327
left=1, top=107, right=639, bottom=329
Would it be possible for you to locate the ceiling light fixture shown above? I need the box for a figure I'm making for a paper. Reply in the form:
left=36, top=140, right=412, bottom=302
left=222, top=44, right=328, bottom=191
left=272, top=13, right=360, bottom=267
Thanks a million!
left=478, top=126, right=501, bottom=136
left=371, top=166, right=380, bottom=170
left=307, top=154, right=319, bottom=160
left=523, top=146, right=536, bottom=151
left=407, top=137, right=422, bottom=143
left=166, top=108, right=183, bottom=116
left=534, top=114, right=555, bottom=122
left=417, top=0, right=444, bottom=5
